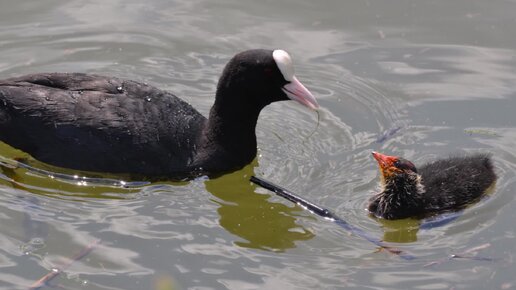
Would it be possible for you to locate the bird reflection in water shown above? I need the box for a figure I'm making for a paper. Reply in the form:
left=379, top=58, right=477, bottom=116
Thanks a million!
left=204, top=159, right=314, bottom=252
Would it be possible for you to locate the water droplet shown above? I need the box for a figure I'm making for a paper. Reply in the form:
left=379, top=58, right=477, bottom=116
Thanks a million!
left=145, top=96, right=152, bottom=102
left=116, top=86, right=123, bottom=92
left=78, top=90, right=84, bottom=95
left=45, top=96, right=51, bottom=101
left=51, top=268, right=60, bottom=273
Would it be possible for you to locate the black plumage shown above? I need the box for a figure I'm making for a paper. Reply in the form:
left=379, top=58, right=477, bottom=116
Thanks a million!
left=0, top=49, right=317, bottom=179
left=368, top=152, right=496, bottom=220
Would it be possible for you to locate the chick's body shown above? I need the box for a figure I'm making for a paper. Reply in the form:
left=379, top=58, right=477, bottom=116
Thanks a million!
left=368, top=153, right=496, bottom=220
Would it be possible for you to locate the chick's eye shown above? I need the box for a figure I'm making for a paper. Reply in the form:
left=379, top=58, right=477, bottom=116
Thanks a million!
left=396, top=160, right=418, bottom=173
left=406, top=161, right=417, bottom=173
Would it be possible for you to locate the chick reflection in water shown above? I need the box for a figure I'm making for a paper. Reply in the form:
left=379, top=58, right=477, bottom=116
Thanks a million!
left=372, top=211, right=468, bottom=243
left=372, top=217, right=421, bottom=243
left=204, top=160, right=314, bottom=252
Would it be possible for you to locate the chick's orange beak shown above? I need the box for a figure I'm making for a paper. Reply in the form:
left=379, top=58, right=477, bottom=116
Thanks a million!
left=372, top=151, right=398, bottom=170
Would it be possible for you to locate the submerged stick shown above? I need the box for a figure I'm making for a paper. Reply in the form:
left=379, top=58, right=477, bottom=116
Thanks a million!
left=250, top=176, right=415, bottom=260
left=423, top=243, right=494, bottom=267
left=376, top=125, right=402, bottom=143
left=29, top=239, right=101, bottom=290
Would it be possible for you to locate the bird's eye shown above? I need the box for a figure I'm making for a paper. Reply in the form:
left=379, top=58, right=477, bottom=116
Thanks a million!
left=396, top=159, right=418, bottom=173
left=263, top=67, right=274, bottom=77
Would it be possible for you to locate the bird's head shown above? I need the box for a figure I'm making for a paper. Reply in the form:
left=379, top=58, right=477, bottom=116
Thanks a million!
left=372, top=151, right=418, bottom=185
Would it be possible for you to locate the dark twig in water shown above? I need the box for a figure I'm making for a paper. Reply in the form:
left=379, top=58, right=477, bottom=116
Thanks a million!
left=419, top=211, right=463, bottom=230
left=250, top=176, right=415, bottom=260
left=376, top=125, right=402, bottom=143
left=29, top=239, right=101, bottom=290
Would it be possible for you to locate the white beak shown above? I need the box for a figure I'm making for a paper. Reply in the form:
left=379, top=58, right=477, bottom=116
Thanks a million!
left=282, top=76, right=319, bottom=110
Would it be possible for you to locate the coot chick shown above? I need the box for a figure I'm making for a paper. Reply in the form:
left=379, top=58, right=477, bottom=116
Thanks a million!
left=368, top=152, right=496, bottom=220
left=0, top=49, right=318, bottom=179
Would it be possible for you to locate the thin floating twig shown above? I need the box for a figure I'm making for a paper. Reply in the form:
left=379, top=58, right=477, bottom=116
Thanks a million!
left=423, top=243, right=494, bottom=267
left=376, top=125, right=402, bottom=143
left=29, top=239, right=101, bottom=290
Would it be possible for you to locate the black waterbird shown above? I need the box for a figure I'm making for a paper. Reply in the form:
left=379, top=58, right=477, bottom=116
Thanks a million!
left=0, top=49, right=318, bottom=179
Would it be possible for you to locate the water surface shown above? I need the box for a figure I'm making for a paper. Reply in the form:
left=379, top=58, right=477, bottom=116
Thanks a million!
left=1, top=0, right=516, bottom=289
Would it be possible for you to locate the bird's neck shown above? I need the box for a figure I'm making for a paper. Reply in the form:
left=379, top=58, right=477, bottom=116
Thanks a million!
left=370, top=172, right=426, bottom=219
left=191, top=86, right=265, bottom=172
left=384, top=172, right=425, bottom=196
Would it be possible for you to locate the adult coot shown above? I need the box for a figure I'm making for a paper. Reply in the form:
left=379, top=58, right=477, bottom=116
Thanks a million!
left=368, top=151, right=496, bottom=220
left=0, top=49, right=318, bottom=179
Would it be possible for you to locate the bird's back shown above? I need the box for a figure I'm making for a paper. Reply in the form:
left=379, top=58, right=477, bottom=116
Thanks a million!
left=0, top=73, right=206, bottom=176
left=419, top=154, right=496, bottom=211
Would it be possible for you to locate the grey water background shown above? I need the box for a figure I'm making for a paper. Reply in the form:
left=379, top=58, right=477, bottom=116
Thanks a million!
left=1, top=0, right=516, bottom=289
